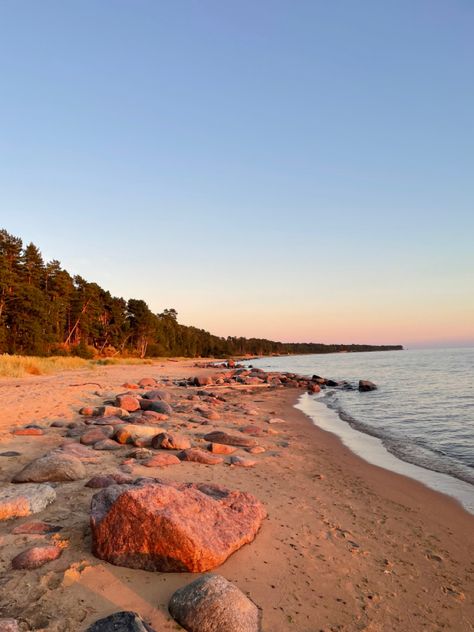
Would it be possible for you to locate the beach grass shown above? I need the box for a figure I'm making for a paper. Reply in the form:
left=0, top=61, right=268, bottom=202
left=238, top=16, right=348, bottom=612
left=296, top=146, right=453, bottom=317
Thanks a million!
left=0, top=354, right=156, bottom=378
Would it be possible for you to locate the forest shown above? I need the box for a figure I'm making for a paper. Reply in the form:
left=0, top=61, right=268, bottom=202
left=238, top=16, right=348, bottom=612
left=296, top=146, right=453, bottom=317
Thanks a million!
left=0, top=229, right=402, bottom=358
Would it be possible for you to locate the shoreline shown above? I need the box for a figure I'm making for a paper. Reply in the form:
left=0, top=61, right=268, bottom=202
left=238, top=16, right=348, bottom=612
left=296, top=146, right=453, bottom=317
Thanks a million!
left=298, top=393, right=474, bottom=514
left=0, top=360, right=473, bottom=630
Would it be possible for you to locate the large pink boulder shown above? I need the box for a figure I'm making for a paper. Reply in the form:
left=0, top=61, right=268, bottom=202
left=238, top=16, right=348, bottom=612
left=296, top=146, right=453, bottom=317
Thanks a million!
left=90, top=479, right=266, bottom=572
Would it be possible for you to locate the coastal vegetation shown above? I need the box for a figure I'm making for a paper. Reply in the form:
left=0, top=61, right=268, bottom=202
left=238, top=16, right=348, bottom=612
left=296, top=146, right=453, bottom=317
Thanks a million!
left=0, top=229, right=402, bottom=359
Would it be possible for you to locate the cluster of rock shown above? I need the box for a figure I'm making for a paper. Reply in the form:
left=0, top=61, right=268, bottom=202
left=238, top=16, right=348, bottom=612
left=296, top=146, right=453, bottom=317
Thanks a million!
left=0, top=364, right=377, bottom=630
left=85, top=574, right=260, bottom=631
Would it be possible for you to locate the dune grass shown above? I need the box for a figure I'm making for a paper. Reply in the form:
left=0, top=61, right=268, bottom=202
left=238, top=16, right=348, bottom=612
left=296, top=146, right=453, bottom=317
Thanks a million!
left=0, top=354, right=156, bottom=378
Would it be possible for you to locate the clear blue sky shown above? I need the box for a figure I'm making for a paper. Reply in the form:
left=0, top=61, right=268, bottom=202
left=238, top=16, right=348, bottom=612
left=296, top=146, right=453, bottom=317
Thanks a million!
left=1, top=1, right=473, bottom=347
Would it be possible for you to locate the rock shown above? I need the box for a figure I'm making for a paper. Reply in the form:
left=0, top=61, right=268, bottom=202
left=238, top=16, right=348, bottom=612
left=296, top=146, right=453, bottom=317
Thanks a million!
left=144, top=389, right=172, bottom=402
left=86, top=474, right=134, bottom=488
left=11, top=545, right=62, bottom=569
left=94, top=416, right=125, bottom=426
left=141, top=410, right=169, bottom=422
left=209, top=443, right=237, bottom=455
left=247, top=446, right=265, bottom=454
left=230, top=456, right=257, bottom=468
left=11, top=520, right=62, bottom=535
left=359, top=380, right=377, bottom=392
left=126, top=448, right=153, bottom=460
left=81, top=428, right=113, bottom=445
left=326, top=379, right=339, bottom=387
left=122, top=382, right=140, bottom=390
left=178, top=448, right=223, bottom=465
left=143, top=454, right=181, bottom=467
left=267, top=418, right=286, bottom=424
left=79, top=406, right=95, bottom=416
left=151, top=432, right=191, bottom=450
left=0, top=451, right=21, bottom=457
left=50, top=420, right=67, bottom=428
left=115, top=395, right=141, bottom=412
left=203, top=431, right=257, bottom=448
left=194, top=376, right=213, bottom=387
left=0, top=619, right=20, bottom=632
left=0, top=484, right=56, bottom=520
left=98, top=405, right=130, bottom=418
left=169, top=574, right=260, bottom=632
left=308, top=383, right=321, bottom=393
left=139, top=399, right=172, bottom=415
left=138, top=377, right=157, bottom=388
left=12, top=428, right=44, bottom=436
left=93, top=439, right=122, bottom=451
left=91, top=479, right=266, bottom=572
left=12, top=453, right=86, bottom=483
left=58, top=443, right=100, bottom=462
left=86, top=611, right=155, bottom=632
left=114, top=424, right=165, bottom=446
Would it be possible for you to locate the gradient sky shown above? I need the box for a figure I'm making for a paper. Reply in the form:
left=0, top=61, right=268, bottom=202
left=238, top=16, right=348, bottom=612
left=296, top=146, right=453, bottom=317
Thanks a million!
left=1, top=1, right=473, bottom=347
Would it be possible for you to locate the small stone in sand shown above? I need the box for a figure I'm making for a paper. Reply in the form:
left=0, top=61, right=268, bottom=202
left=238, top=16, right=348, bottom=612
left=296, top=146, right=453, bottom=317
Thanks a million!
left=143, top=454, right=181, bottom=467
left=178, top=448, right=223, bottom=465
left=230, top=456, right=257, bottom=468
left=0, top=452, right=21, bottom=457
left=12, top=545, right=62, bottom=569
left=169, top=574, right=260, bottom=632
left=12, top=428, right=44, bottom=436
left=12, top=520, right=62, bottom=535
left=209, top=442, right=237, bottom=455
left=247, top=446, right=265, bottom=454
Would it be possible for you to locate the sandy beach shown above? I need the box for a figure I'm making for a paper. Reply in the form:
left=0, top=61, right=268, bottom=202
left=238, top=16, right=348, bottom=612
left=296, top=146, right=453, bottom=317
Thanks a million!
left=0, top=360, right=472, bottom=631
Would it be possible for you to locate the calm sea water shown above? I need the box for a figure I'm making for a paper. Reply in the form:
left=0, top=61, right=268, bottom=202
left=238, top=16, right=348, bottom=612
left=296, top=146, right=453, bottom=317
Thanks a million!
left=246, top=348, right=474, bottom=512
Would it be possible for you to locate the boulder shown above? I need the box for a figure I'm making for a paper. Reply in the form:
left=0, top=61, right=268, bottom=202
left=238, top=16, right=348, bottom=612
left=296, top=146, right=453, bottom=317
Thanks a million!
left=151, top=433, right=191, bottom=451
left=308, top=383, right=321, bottom=393
left=86, top=611, right=155, bottom=632
left=115, top=395, right=141, bottom=412
left=169, top=574, right=260, bottom=632
left=91, top=480, right=266, bottom=572
left=11, top=545, right=62, bottom=569
left=144, top=389, right=172, bottom=402
left=138, top=377, right=157, bottom=388
left=93, top=439, right=122, bottom=451
left=359, top=380, right=377, bottom=392
left=58, top=443, right=100, bottom=462
left=194, top=376, right=212, bottom=387
left=209, top=443, right=237, bottom=455
left=0, top=484, right=56, bottom=520
left=139, top=399, right=172, bottom=415
left=86, top=474, right=134, bottom=488
left=12, top=453, right=86, bottom=483
left=81, top=428, right=113, bottom=445
left=203, top=431, right=257, bottom=448
left=178, top=449, right=223, bottom=465
left=143, top=454, right=181, bottom=468
left=114, top=424, right=166, bottom=446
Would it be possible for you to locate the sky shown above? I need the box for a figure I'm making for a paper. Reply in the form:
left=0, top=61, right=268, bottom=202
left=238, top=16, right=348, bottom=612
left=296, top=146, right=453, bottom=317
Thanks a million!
left=0, top=0, right=473, bottom=348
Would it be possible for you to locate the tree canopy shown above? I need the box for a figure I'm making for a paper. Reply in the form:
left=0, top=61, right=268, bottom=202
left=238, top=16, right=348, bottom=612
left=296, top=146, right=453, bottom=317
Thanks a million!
left=0, top=229, right=402, bottom=358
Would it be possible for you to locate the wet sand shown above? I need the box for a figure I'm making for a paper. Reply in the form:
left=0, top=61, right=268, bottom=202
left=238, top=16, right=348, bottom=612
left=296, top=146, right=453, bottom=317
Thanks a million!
left=0, top=360, right=473, bottom=631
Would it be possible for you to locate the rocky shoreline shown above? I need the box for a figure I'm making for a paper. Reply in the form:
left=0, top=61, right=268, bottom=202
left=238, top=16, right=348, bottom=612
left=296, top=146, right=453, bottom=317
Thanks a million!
left=0, top=360, right=472, bottom=631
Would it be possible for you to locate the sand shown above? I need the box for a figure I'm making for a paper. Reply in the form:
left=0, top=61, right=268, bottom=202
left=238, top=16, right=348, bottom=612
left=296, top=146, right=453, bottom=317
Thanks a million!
left=0, top=360, right=472, bottom=631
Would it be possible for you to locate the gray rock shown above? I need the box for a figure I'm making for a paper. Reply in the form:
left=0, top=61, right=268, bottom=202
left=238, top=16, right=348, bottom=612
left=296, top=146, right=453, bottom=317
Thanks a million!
left=169, top=574, right=260, bottom=632
left=0, top=484, right=56, bottom=520
left=86, top=611, right=155, bottom=631
left=140, top=399, right=172, bottom=415
left=12, top=452, right=86, bottom=483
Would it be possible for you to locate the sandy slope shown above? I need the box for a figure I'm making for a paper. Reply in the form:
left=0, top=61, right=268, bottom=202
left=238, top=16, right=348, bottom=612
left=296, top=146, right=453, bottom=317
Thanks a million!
left=0, top=361, right=472, bottom=631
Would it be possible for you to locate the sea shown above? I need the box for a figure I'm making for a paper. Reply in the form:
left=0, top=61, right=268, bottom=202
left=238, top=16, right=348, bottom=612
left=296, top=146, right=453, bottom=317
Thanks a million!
left=245, top=347, right=474, bottom=514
